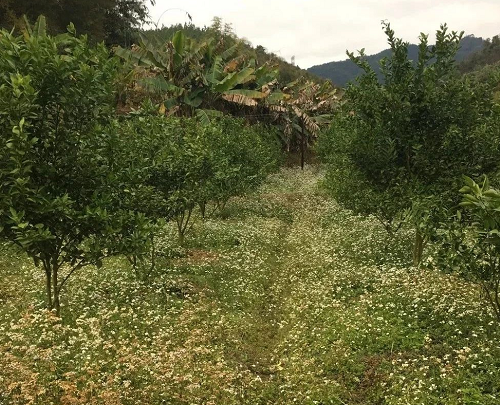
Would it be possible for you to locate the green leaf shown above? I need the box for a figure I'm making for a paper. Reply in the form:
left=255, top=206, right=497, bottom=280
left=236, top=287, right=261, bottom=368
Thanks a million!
left=483, top=189, right=500, bottom=198
left=172, top=31, right=186, bottom=55
left=196, top=109, right=223, bottom=125
left=214, top=68, right=255, bottom=93
left=207, top=56, right=224, bottom=84
left=462, top=175, right=475, bottom=188
left=33, top=16, right=47, bottom=37
left=139, top=77, right=184, bottom=97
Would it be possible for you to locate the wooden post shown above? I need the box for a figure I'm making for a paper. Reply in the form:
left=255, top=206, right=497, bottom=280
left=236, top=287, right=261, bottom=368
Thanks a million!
left=300, top=119, right=305, bottom=170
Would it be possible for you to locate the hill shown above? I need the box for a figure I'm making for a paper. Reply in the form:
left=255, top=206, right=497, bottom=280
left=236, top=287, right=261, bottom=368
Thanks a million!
left=308, top=35, right=485, bottom=87
left=459, top=35, right=500, bottom=73
left=459, top=35, right=500, bottom=101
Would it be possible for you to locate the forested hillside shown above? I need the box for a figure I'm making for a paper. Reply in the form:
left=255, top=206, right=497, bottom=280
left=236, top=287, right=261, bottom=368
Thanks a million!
left=0, top=0, right=154, bottom=46
left=459, top=35, right=500, bottom=73
left=308, top=35, right=485, bottom=86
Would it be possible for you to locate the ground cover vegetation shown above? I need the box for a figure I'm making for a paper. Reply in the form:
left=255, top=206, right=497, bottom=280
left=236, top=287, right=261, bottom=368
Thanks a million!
left=0, top=11, right=500, bottom=405
left=1, top=167, right=499, bottom=404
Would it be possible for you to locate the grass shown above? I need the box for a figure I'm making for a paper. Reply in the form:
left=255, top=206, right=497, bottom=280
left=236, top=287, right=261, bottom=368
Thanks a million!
left=0, top=165, right=499, bottom=404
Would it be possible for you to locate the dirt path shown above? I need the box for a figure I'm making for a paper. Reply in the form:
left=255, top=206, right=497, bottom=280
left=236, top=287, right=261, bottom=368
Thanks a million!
left=207, top=167, right=342, bottom=403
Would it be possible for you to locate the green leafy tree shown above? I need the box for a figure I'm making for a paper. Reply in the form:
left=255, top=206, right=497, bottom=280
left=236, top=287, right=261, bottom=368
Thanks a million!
left=115, top=111, right=280, bottom=244
left=143, top=17, right=321, bottom=85
left=0, top=17, right=138, bottom=316
left=319, top=22, right=495, bottom=265
left=445, top=176, right=500, bottom=321
left=93, top=112, right=168, bottom=279
left=199, top=118, right=281, bottom=215
left=269, top=79, right=338, bottom=168
left=115, top=29, right=280, bottom=122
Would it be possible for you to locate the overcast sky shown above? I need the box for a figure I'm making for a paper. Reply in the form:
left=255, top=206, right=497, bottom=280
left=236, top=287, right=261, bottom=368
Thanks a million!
left=147, top=0, right=500, bottom=69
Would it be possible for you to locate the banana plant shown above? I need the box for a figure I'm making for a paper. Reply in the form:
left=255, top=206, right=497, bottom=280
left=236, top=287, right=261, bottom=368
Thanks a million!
left=267, top=79, right=338, bottom=168
left=115, top=30, right=280, bottom=122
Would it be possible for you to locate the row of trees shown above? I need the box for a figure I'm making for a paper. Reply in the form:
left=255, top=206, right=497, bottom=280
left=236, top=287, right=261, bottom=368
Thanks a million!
left=318, top=23, right=500, bottom=320
left=0, top=18, right=280, bottom=316
left=116, top=25, right=338, bottom=165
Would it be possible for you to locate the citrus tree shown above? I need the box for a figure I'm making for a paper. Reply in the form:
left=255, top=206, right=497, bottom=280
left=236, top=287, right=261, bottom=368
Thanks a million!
left=200, top=117, right=281, bottom=214
left=0, top=17, right=144, bottom=316
left=116, top=112, right=281, bottom=244
left=319, top=22, right=495, bottom=265
left=446, top=176, right=500, bottom=321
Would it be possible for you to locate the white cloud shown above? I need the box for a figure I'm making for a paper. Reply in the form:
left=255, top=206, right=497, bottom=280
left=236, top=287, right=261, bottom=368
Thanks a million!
left=148, top=0, right=500, bottom=68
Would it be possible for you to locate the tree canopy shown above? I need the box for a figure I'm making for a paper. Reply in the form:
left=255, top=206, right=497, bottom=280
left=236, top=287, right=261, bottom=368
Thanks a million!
left=0, top=0, right=154, bottom=46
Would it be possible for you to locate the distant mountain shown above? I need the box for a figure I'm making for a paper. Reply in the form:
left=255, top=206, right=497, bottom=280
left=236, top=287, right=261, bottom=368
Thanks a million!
left=308, top=35, right=485, bottom=87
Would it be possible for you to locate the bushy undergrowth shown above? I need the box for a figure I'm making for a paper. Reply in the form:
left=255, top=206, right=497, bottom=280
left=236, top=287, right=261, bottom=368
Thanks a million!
left=1, top=167, right=499, bottom=405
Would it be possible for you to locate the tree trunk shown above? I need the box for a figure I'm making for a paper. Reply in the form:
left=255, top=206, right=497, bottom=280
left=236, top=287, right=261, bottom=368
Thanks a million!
left=52, top=260, right=61, bottom=317
left=127, top=255, right=139, bottom=278
left=199, top=201, right=206, bottom=219
left=44, top=266, right=53, bottom=310
left=148, top=232, right=156, bottom=279
left=412, top=228, right=424, bottom=267
left=177, top=206, right=193, bottom=245
left=482, top=282, right=500, bottom=322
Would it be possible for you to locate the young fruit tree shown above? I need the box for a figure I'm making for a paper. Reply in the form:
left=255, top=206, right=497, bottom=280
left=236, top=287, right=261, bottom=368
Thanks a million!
left=319, top=22, right=496, bottom=265
left=0, top=17, right=144, bottom=316
left=116, top=112, right=280, bottom=245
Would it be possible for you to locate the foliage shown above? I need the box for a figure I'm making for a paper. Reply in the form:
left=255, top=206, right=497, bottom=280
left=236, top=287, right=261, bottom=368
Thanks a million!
left=318, top=22, right=497, bottom=264
left=308, top=35, right=485, bottom=87
left=0, top=17, right=142, bottom=316
left=145, top=18, right=323, bottom=85
left=115, top=29, right=280, bottom=120
left=0, top=0, right=154, bottom=46
left=431, top=175, right=500, bottom=321
left=200, top=117, right=282, bottom=209
left=115, top=112, right=281, bottom=243
left=268, top=79, right=338, bottom=167
left=117, top=20, right=338, bottom=167
left=458, top=176, right=500, bottom=320
left=466, top=62, right=500, bottom=103
left=460, top=35, right=500, bottom=74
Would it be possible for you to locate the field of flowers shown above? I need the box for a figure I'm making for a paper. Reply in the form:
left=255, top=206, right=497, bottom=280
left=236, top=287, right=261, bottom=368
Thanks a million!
left=0, top=166, right=499, bottom=404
